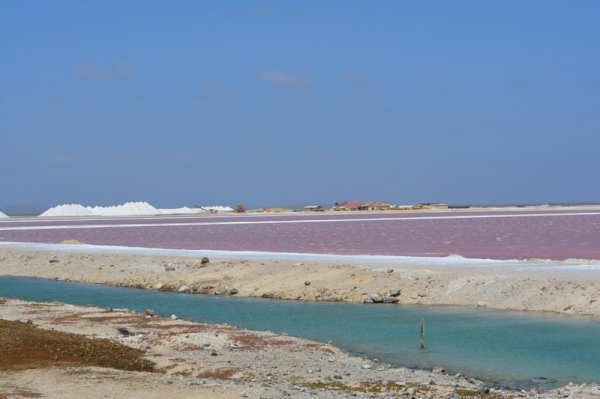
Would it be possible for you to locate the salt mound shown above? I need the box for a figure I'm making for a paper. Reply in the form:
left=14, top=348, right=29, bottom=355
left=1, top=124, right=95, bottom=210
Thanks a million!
left=0, top=211, right=9, bottom=218
left=39, top=202, right=231, bottom=217
left=40, top=204, right=93, bottom=217
left=41, top=202, right=160, bottom=217
left=87, top=205, right=113, bottom=216
left=158, top=207, right=205, bottom=215
left=86, top=201, right=160, bottom=216
left=114, top=201, right=158, bottom=216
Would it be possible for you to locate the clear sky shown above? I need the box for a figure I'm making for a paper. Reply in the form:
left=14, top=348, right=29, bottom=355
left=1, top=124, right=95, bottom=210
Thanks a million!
left=1, top=1, right=599, bottom=209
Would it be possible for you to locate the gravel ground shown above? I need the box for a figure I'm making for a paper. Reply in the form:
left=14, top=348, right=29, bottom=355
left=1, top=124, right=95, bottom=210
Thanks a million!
left=1, top=298, right=600, bottom=399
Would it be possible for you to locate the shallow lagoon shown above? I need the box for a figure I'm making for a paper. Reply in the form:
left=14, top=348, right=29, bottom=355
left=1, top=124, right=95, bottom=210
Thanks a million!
left=1, top=276, right=599, bottom=390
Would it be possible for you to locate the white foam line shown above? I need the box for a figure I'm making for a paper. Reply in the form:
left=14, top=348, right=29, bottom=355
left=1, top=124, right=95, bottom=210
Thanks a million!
left=1, top=212, right=599, bottom=232
left=0, top=241, right=517, bottom=265
left=3, top=242, right=599, bottom=271
left=518, top=265, right=600, bottom=271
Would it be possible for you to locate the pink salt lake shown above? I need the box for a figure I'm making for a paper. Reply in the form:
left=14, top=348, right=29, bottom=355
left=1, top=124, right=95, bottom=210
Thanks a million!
left=1, top=210, right=599, bottom=261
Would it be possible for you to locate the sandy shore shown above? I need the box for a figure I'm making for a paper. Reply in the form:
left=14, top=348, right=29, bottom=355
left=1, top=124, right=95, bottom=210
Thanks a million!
left=2, top=243, right=600, bottom=398
left=2, top=298, right=600, bottom=399
left=0, top=298, right=489, bottom=399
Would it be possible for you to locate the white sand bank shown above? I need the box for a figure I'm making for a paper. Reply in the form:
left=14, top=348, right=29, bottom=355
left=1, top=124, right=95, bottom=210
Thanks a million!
left=1, top=242, right=599, bottom=316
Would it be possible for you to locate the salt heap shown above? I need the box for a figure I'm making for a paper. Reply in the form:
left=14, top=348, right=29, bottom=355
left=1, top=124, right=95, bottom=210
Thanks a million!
left=39, top=202, right=232, bottom=217
left=39, top=204, right=93, bottom=217
left=158, top=207, right=205, bottom=215
left=86, top=201, right=160, bottom=216
left=40, top=202, right=161, bottom=217
left=0, top=211, right=9, bottom=218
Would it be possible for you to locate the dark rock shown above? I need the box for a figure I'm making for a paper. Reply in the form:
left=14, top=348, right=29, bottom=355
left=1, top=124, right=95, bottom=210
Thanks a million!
left=369, top=294, right=383, bottom=303
left=304, top=281, right=311, bottom=286
left=229, top=288, right=239, bottom=295
left=117, top=327, right=131, bottom=336
left=201, top=257, right=210, bottom=265
left=214, top=284, right=228, bottom=295
left=363, top=298, right=374, bottom=304
left=333, top=374, right=342, bottom=380
left=467, top=378, right=483, bottom=387
left=390, top=289, right=401, bottom=297
left=530, top=377, right=557, bottom=385
left=144, top=309, right=154, bottom=317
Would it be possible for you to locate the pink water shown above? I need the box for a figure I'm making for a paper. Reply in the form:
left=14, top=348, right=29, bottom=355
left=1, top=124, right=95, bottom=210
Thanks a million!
left=1, top=211, right=599, bottom=260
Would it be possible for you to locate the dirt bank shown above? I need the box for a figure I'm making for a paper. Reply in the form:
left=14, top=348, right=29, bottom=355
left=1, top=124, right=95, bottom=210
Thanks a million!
left=1, top=246, right=599, bottom=316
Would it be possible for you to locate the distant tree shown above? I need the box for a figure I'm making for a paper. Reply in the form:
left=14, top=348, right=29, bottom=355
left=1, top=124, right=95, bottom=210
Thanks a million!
left=236, top=203, right=245, bottom=213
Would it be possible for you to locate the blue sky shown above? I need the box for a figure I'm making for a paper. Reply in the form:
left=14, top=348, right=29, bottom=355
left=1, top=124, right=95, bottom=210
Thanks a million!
left=1, top=1, right=599, bottom=209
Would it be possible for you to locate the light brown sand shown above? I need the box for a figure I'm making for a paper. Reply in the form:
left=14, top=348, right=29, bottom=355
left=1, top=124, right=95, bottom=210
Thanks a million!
left=1, top=245, right=599, bottom=316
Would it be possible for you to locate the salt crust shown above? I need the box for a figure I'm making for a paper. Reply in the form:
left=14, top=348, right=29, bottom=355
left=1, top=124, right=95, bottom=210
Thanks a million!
left=0, top=211, right=8, bottom=218
left=39, top=202, right=233, bottom=217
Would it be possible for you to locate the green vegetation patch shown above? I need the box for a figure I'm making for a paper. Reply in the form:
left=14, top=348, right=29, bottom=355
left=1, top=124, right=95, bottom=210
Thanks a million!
left=197, top=368, right=239, bottom=380
left=300, top=380, right=430, bottom=394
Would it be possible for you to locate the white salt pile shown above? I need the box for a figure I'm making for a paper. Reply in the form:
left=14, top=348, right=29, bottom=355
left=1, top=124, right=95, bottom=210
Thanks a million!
left=0, top=211, right=9, bottom=218
left=39, top=204, right=93, bottom=217
left=39, top=202, right=232, bottom=217
left=158, top=207, right=205, bottom=215
left=40, top=202, right=161, bottom=217
left=86, top=202, right=160, bottom=216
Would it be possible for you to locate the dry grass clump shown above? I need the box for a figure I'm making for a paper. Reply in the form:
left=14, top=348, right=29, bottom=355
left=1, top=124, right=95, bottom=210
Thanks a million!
left=0, top=390, right=43, bottom=398
left=230, top=332, right=295, bottom=351
left=197, top=368, right=238, bottom=380
left=60, top=239, right=85, bottom=245
left=303, top=343, right=336, bottom=354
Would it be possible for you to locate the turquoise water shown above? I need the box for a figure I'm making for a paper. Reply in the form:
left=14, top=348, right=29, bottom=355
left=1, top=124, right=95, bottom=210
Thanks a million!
left=1, top=276, right=599, bottom=390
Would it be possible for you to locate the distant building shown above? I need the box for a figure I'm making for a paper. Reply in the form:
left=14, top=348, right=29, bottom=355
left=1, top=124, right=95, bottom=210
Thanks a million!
left=391, top=204, right=413, bottom=210
left=303, top=205, right=324, bottom=212
left=332, top=202, right=392, bottom=211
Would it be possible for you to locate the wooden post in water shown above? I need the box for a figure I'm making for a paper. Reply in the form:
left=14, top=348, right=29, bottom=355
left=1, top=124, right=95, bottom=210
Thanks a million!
left=420, top=318, right=425, bottom=349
